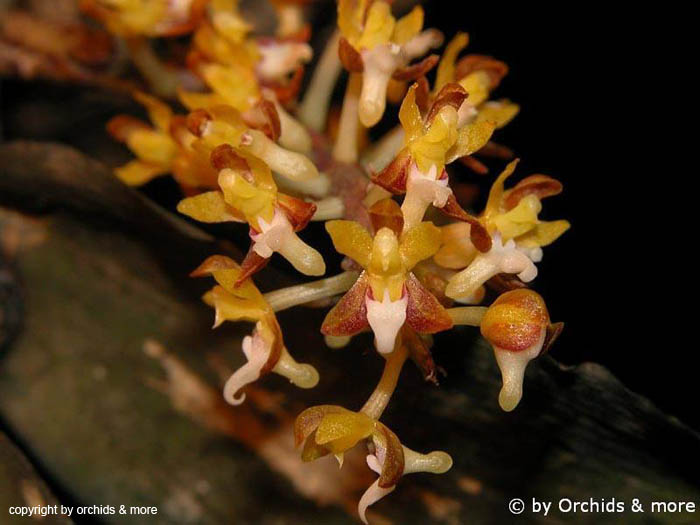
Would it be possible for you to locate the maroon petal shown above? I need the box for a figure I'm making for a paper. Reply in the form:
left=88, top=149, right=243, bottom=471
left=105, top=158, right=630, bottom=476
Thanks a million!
left=392, top=54, right=439, bottom=81
left=440, top=192, right=492, bottom=252
left=321, top=272, right=370, bottom=336
left=368, top=198, right=403, bottom=236
left=503, top=174, right=563, bottom=211
left=277, top=193, right=317, bottom=232
left=338, top=36, right=364, bottom=72
left=236, top=246, right=270, bottom=286
left=405, top=273, right=453, bottom=334
left=425, top=82, right=467, bottom=124
left=370, top=148, right=412, bottom=194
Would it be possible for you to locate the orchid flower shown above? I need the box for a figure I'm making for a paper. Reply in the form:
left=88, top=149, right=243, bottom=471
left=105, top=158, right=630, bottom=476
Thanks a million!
left=337, top=0, right=443, bottom=127
left=177, top=140, right=325, bottom=280
left=480, top=289, right=563, bottom=411
left=192, top=255, right=319, bottom=405
left=371, top=81, right=496, bottom=237
left=433, top=32, right=519, bottom=172
left=107, top=91, right=220, bottom=190
left=294, top=405, right=452, bottom=523
left=321, top=200, right=453, bottom=354
left=179, top=0, right=313, bottom=152
left=362, top=31, right=516, bottom=175
left=443, top=159, right=570, bottom=300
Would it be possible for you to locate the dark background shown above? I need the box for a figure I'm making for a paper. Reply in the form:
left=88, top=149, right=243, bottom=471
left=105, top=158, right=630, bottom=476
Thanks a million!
left=1, top=2, right=663, bottom=425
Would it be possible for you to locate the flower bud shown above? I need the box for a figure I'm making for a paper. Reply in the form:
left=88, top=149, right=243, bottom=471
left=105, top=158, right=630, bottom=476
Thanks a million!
left=480, top=289, right=550, bottom=412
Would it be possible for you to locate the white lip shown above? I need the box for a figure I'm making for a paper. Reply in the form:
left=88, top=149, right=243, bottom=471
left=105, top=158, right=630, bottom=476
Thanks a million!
left=407, top=163, right=452, bottom=208
left=223, top=323, right=271, bottom=405
left=250, top=208, right=292, bottom=258
left=365, top=289, right=408, bottom=354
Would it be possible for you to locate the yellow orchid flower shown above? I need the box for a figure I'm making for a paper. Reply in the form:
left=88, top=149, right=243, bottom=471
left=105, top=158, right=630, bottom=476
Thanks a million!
left=372, top=81, right=496, bottom=236
left=295, top=404, right=452, bottom=524
left=108, top=92, right=228, bottom=190
left=337, top=0, right=443, bottom=126
left=435, top=32, right=519, bottom=130
left=180, top=0, right=313, bottom=152
left=443, top=160, right=570, bottom=300
left=192, top=255, right=319, bottom=405
left=177, top=140, right=325, bottom=279
left=322, top=202, right=452, bottom=354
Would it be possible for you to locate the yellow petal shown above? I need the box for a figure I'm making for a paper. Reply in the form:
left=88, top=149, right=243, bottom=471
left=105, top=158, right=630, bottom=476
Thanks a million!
left=410, top=106, right=458, bottom=173
left=483, top=159, right=519, bottom=221
left=477, top=99, right=520, bottom=129
left=447, top=120, right=496, bottom=162
left=133, top=91, right=172, bottom=132
left=434, top=32, right=469, bottom=92
left=218, top=168, right=277, bottom=225
left=338, top=0, right=370, bottom=45
left=315, top=412, right=375, bottom=453
left=200, top=63, right=259, bottom=112
left=492, top=194, right=541, bottom=241
left=114, top=160, right=167, bottom=186
left=399, top=83, right=423, bottom=143
left=392, top=5, right=423, bottom=45
left=357, top=1, right=395, bottom=49
left=126, top=128, right=177, bottom=166
left=177, top=191, right=245, bottom=223
left=516, top=220, right=570, bottom=248
left=325, top=220, right=373, bottom=268
left=459, top=70, right=491, bottom=107
left=192, top=255, right=264, bottom=300
left=399, top=222, right=441, bottom=270
left=202, top=285, right=268, bottom=326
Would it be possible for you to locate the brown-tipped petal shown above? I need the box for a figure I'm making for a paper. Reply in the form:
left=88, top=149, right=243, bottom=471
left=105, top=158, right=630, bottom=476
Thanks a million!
left=243, top=98, right=282, bottom=142
left=541, top=321, right=564, bottom=356
left=440, top=194, right=492, bottom=252
left=392, top=54, right=439, bottom=81
left=455, top=54, right=509, bottom=89
left=294, top=405, right=347, bottom=448
left=426, top=82, right=468, bottom=124
left=405, top=273, right=453, bottom=334
left=403, top=326, right=439, bottom=384
left=321, top=272, right=370, bottom=336
left=185, top=108, right=212, bottom=137
left=210, top=144, right=250, bottom=173
left=459, top=155, right=489, bottom=175
left=106, top=115, right=149, bottom=142
left=277, top=193, right=317, bottom=231
left=190, top=255, right=238, bottom=277
left=414, top=75, right=431, bottom=114
left=237, top=247, right=271, bottom=286
left=503, top=174, right=564, bottom=211
left=371, top=148, right=412, bottom=194
left=369, top=198, right=404, bottom=236
left=338, top=36, right=364, bottom=72
left=375, top=424, right=405, bottom=488
left=485, top=273, right=528, bottom=294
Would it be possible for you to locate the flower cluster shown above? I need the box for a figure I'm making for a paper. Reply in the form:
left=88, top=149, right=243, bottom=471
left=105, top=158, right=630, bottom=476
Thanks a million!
left=94, top=0, right=569, bottom=521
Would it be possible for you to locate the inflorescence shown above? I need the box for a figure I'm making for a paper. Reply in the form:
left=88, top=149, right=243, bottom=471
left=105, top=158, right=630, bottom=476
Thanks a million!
left=87, top=0, right=570, bottom=521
